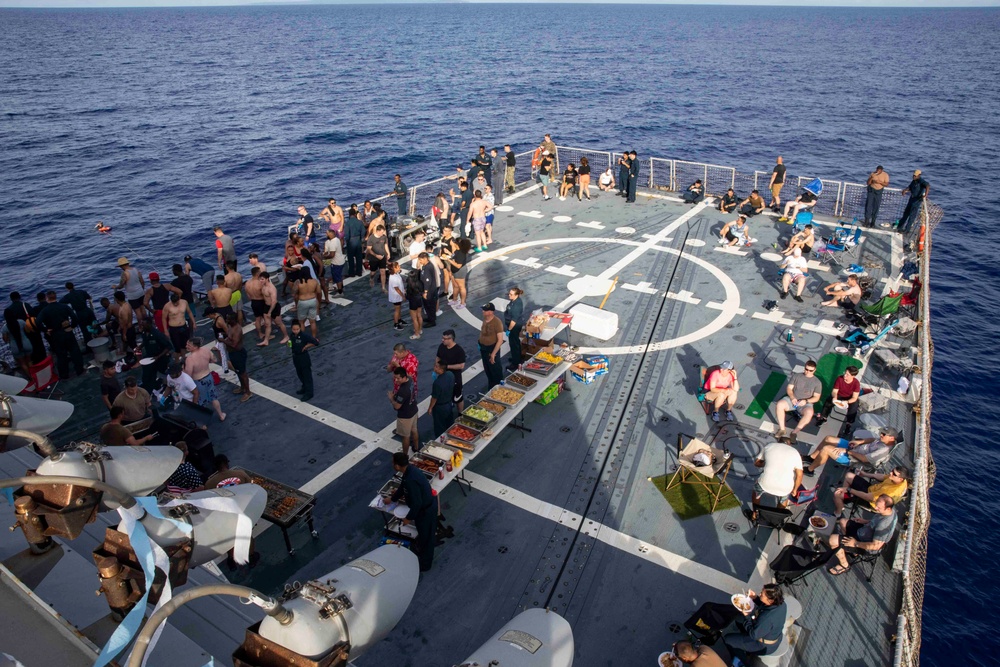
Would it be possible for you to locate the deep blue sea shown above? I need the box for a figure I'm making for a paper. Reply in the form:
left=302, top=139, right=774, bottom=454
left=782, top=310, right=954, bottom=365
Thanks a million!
left=1, top=4, right=998, bottom=663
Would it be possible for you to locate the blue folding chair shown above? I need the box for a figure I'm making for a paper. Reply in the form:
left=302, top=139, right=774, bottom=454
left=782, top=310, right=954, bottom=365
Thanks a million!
left=840, top=318, right=898, bottom=354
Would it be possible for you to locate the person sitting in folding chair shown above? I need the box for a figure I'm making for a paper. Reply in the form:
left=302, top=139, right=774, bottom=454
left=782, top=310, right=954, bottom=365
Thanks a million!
left=826, top=494, right=897, bottom=575
left=821, top=274, right=862, bottom=309
left=778, top=190, right=818, bottom=223
left=774, top=360, right=822, bottom=442
left=780, top=224, right=815, bottom=256
left=751, top=441, right=803, bottom=509
left=704, top=360, right=739, bottom=423
left=833, top=465, right=908, bottom=518
left=802, top=426, right=899, bottom=477
left=814, top=365, right=862, bottom=436
left=779, top=248, right=809, bottom=302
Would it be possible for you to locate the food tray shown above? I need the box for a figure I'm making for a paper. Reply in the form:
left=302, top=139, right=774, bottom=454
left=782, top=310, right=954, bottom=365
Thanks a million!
left=462, top=404, right=498, bottom=427
left=444, top=438, right=476, bottom=452
left=455, top=415, right=488, bottom=431
left=522, top=359, right=556, bottom=377
left=240, top=467, right=315, bottom=527
left=486, top=385, right=526, bottom=406
left=476, top=398, right=508, bottom=420
left=505, top=373, right=537, bottom=389
left=533, top=351, right=563, bottom=365
left=379, top=479, right=400, bottom=498
left=445, top=424, right=481, bottom=445
left=411, top=454, right=441, bottom=477
left=422, top=444, right=460, bottom=462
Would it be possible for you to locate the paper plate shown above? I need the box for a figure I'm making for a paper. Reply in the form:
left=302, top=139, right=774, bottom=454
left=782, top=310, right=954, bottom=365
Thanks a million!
left=139, top=357, right=156, bottom=366
left=809, top=516, right=829, bottom=530
left=657, top=652, right=681, bottom=667
left=731, top=593, right=755, bottom=614
left=835, top=346, right=849, bottom=354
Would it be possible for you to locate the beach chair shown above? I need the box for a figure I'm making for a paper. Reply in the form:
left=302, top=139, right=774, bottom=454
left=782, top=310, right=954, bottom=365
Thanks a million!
left=848, top=295, right=903, bottom=334
left=747, top=503, right=794, bottom=541
left=845, top=543, right=888, bottom=583
left=696, top=364, right=720, bottom=414
left=899, top=277, right=921, bottom=319
left=665, top=435, right=735, bottom=514
left=840, top=319, right=898, bottom=354
left=770, top=545, right=835, bottom=589
left=25, top=356, right=60, bottom=398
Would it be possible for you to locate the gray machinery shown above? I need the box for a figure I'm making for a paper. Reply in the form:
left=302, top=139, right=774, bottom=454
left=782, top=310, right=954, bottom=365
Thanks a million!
left=456, top=609, right=575, bottom=667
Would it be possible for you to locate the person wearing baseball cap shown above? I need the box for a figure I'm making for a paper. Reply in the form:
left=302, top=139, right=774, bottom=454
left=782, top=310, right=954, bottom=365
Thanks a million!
left=704, top=360, right=739, bottom=423
left=478, top=301, right=504, bottom=388
left=803, top=425, right=901, bottom=477
left=113, top=255, right=146, bottom=325
left=143, top=270, right=180, bottom=333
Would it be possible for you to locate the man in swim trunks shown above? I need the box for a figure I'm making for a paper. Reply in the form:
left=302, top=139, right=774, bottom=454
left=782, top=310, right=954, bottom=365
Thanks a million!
left=114, top=290, right=137, bottom=352
left=183, top=337, right=226, bottom=422
left=208, top=275, right=234, bottom=320
left=468, top=189, right=493, bottom=252
left=143, top=272, right=180, bottom=333
left=163, top=291, right=196, bottom=356
left=224, top=312, right=252, bottom=403
left=246, top=266, right=267, bottom=342
left=293, top=271, right=322, bottom=342
left=259, top=271, right=289, bottom=345
left=321, top=198, right=344, bottom=238
left=223, top=260, right=244, bottom=325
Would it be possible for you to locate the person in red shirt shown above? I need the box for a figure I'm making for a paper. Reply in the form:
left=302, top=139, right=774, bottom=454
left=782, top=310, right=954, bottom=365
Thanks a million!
left=386, top=342, right=419, bottom=400
left=704, top=361, right=739, bottom=423
left=815, top=365, right=862, bottom=437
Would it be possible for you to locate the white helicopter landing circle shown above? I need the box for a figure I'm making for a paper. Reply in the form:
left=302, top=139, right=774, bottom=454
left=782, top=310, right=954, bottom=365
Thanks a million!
left=452, top=236, right=742, bottom=355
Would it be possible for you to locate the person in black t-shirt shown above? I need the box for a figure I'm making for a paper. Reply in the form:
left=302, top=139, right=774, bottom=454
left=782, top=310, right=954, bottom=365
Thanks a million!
left=768, top=156, right=786, bottom=209
left=99, top=360, right=121, bottom=412
left=171, top=264, right=195, bottom=304
left=504, top=144, right=517, bottom=194
left=577, top=157, right=592, bottom=201
left=388, top=367, right=419, bottom=455
left=436, top=329, right=467, bottom=412
left=718, top=188, right=738, bottom=213
left=297, top=205, right=314, bottom=242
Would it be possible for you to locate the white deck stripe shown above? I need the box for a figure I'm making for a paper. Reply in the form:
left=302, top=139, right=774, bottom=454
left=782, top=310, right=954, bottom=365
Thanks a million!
left=464, top=470, right=745, bottom=593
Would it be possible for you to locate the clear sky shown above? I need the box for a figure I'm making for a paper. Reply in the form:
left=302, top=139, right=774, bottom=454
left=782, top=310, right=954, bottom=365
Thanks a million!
left=2, top=0, right=998, bottom=7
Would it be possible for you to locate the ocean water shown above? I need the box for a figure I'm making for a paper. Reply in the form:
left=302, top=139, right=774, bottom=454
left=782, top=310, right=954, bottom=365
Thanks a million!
left=1, top=4, right=998, bottom=663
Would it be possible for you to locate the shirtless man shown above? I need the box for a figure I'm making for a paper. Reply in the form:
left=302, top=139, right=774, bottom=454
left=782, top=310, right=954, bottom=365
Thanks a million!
left=183, top=337, right=226, bottom=422
left=163, top=292, right=196, bottom=356
left=246, top=266, right=267, bottom=341
left=320, top=198, right=344, bottom=237
left=100, top=296, right=121, bottom=350
left=224, top=313, right=252, bottom=402
left=247, top=253, right=267, bottom=275
left=208, top=275, right=234, bottom=320
left=781, top=224, right=815, bottom=256
left=223, top=261, right=245, bottom=325
left=293, top=272, right=323, bottom=342
left=468, top=190, right=493, bottom=252
left=822, top=274, right=863, bottom=308
left=259, top=272, right=289, bottom=345
left=114, top=291, right=136, bottom=352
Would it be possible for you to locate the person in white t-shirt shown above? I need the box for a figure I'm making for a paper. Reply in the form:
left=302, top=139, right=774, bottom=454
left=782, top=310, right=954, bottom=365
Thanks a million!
left=387, top=262, right=407, bottom=331
left=323, top=229, right=346, bottom=295
left=407, top=229, right=427, bottom=271
left=779, top=248, right=809, bottom=302
left=166, top=363, right=199, bottom=404
left=752, top=441, right=803, bottom=508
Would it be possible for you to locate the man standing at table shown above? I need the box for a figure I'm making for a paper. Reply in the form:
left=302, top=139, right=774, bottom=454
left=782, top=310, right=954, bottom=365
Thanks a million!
left=863, top=165, right=889, bottom=227
left=427, top=359, right=455, bottom=439
left=479, top=302, right=505, bottom=388
left=389, top=451, right=435, bottom=572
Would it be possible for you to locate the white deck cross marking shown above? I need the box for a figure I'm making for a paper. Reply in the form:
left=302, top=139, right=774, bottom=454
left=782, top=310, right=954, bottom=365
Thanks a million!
left=577, top=220, right=606, bottom=230
left=511, top=257, right=544, bottom=268
left=706, top=301, right=747, bottom=316
left=751, top=310, right=795, bottom=325
left=517, top=210, right=545, bottom=219
left=464, top=471, right=745, bottom=593
left=622, top=282, right=658, bottom=295
left=545, top=265, right=579, bottom=277
left=714, top=245, right=749, bottom=257
left=801, top=320, right=843, bottom=336
left=666, top=290, right=701, bottom=304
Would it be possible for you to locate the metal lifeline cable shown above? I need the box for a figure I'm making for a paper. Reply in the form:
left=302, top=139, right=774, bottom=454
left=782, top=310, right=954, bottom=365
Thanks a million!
left=542, top=221, right=696, bottom=610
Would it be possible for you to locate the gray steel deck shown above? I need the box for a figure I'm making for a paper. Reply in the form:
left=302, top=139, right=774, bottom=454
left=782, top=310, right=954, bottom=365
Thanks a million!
left=1, top=185, right=919, bottom=667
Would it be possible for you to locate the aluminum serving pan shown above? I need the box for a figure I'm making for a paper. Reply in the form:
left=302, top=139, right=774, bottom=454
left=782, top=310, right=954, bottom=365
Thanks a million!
left=485, top=384, right=527, bottom=407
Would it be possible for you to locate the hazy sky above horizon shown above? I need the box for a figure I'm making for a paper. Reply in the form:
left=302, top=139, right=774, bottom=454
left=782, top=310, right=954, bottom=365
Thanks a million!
left=3, top=0, right=998, bottom=7
left=3, top=0, right=999, bottom=8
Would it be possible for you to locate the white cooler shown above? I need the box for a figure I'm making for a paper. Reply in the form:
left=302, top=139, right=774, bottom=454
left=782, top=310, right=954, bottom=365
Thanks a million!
left=569, top=303, right=618, bottom=341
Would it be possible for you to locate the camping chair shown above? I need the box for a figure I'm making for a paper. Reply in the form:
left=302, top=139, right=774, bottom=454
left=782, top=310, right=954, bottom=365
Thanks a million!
left=769, top=544, right=835, bottom=589
left=899, top=277, right=921, bottom=318
left=696, top=365, right=720, bottom=414
left=847, top=295, right=902, bottom=334
left=840, top=318, right=898, bottom=354
left=844, top=544, right=886, bottom=583
left=817, top=226, right=862, bottom=265
left=664, top=434, right=735, bottom=514
left=747, top=502, right=794, bottom=541
left=25, top=356, right=61, bottom=398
